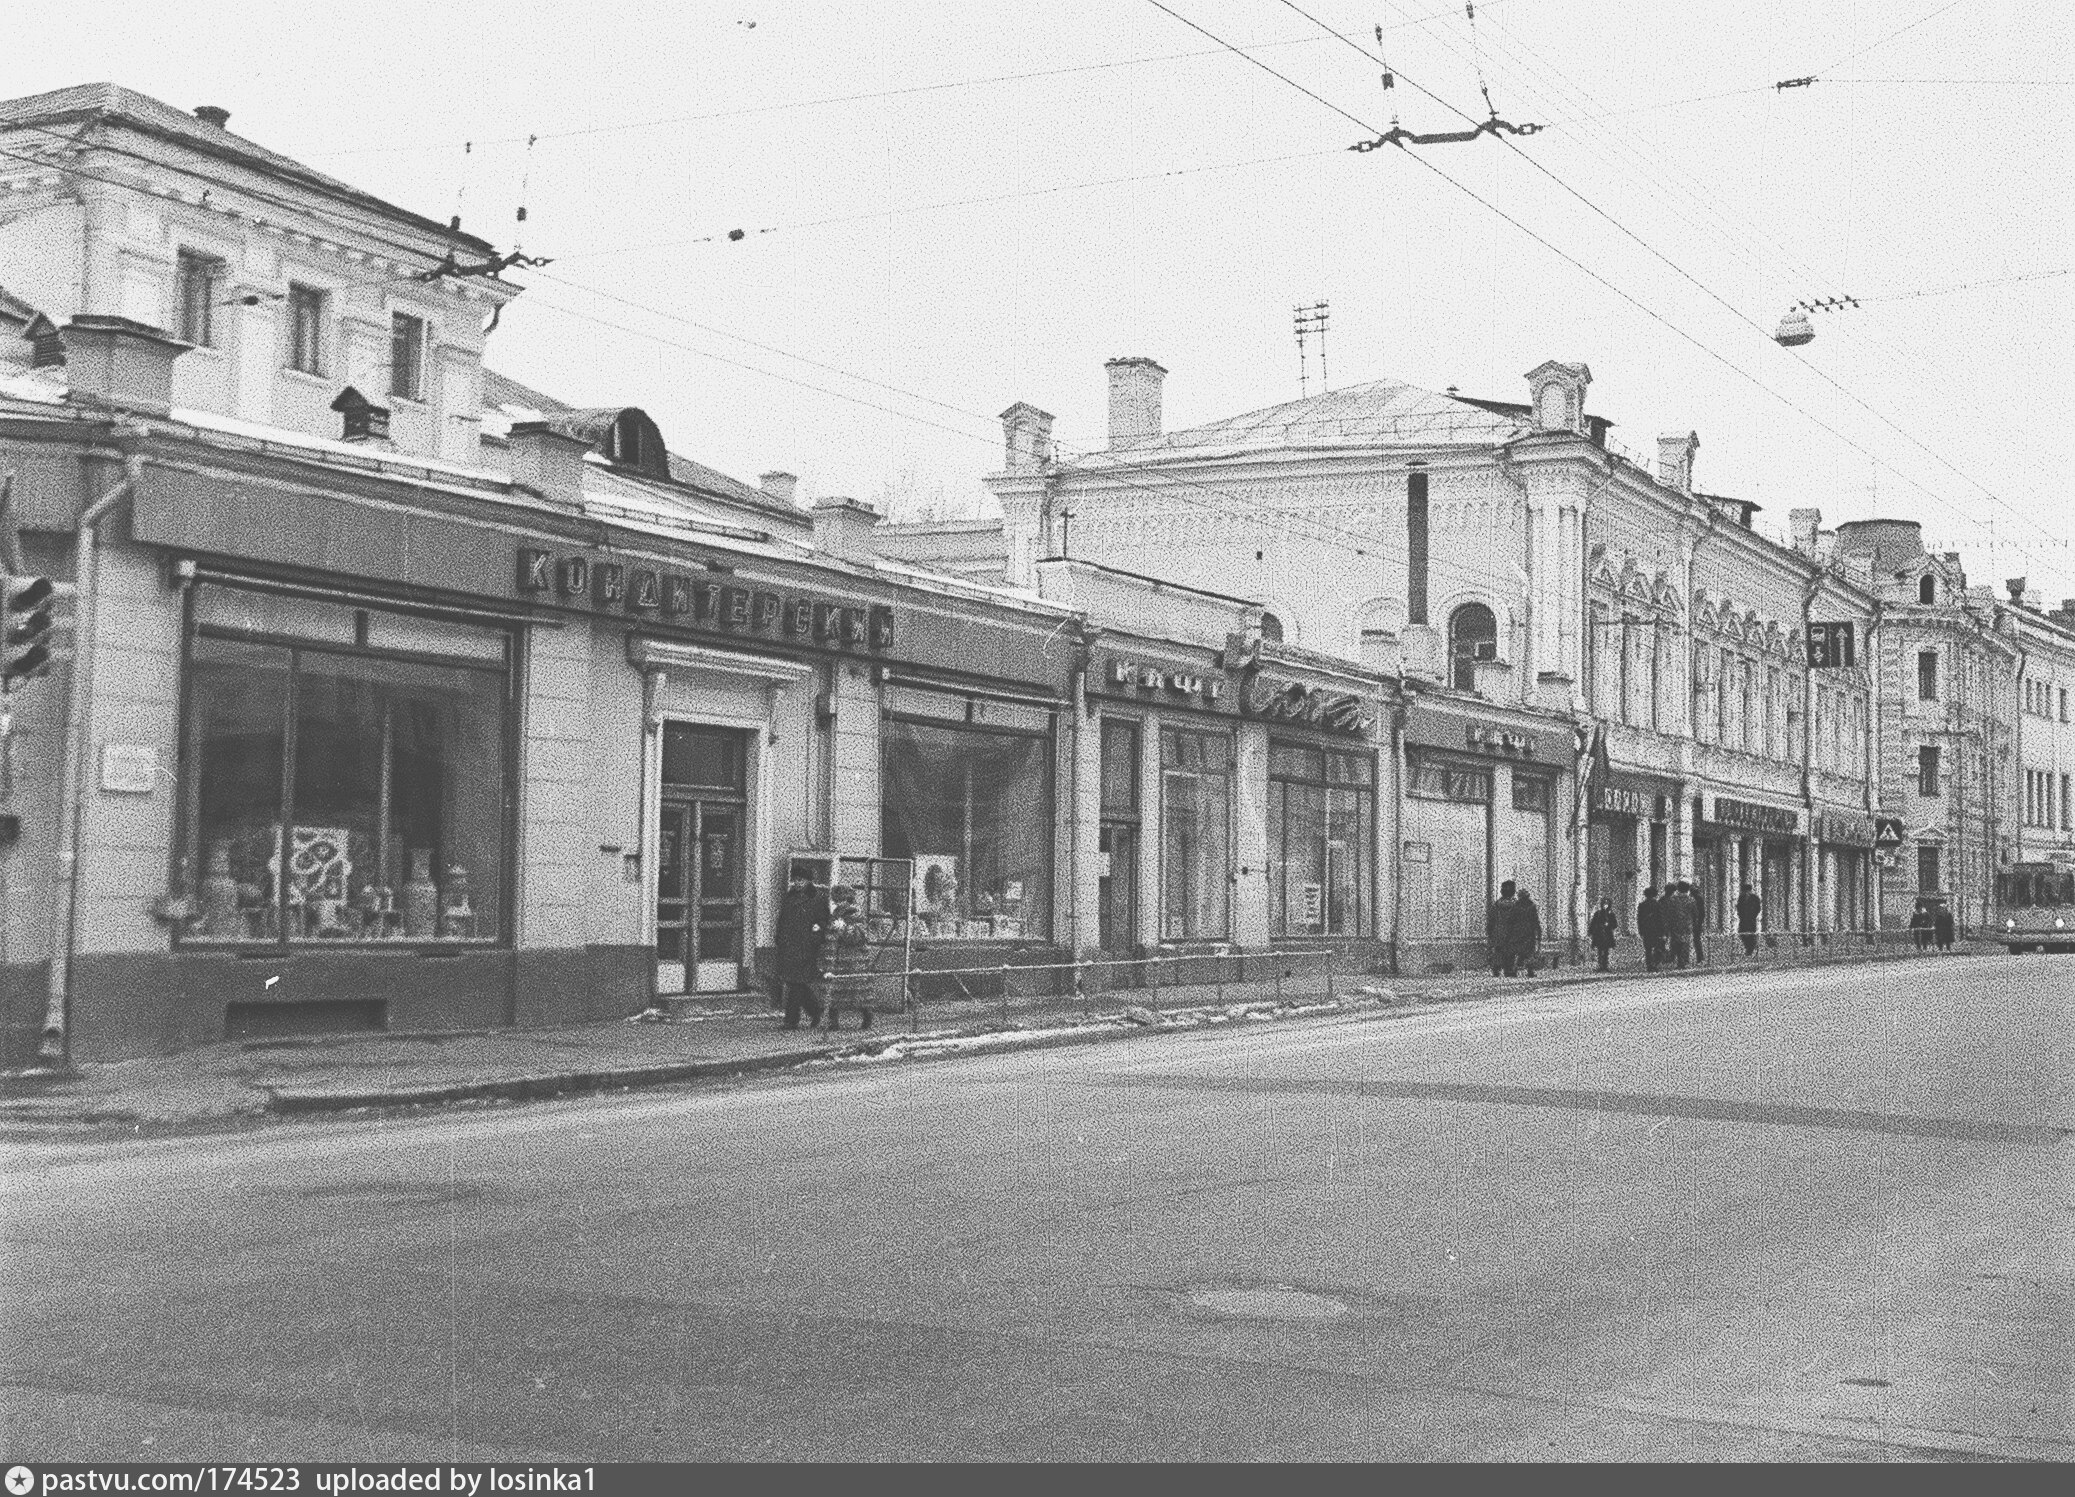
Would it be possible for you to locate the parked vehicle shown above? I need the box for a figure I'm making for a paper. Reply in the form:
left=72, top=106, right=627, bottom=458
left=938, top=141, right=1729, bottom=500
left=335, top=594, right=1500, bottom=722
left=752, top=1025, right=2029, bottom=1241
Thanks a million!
left=1993, top=862, right=2075, bottom=953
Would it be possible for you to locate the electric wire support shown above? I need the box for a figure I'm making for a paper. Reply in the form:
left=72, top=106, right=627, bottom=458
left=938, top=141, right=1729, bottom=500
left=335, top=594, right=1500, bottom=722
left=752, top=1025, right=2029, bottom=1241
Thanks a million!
left=413, top=247, right=554, bottom=283
left=1349, top=114, right=1543, bottom=151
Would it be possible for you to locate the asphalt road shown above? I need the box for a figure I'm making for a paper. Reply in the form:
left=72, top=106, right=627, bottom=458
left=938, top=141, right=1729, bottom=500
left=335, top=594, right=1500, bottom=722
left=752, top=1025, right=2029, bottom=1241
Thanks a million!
left=2, top=956, right=2069, bottom=1462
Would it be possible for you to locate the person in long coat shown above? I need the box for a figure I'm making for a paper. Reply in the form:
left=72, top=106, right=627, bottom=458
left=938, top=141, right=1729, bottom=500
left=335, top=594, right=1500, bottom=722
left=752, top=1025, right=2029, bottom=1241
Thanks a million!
left=1513, top=887, right=1544, bottom=976
left=1488, top=880, right=1520, bottom=976
left=1736, top=883, right=1763, bottom=957
left=1933, top=900, right=1956, bottom=952
left=1637, top=887, right=1666, bottom=972
left=1663, top=881, right=1697, bottom=969
left=1588, top=898, right=1619, bottom=972
left=1909, top=899, right=1934, bottom=951
left=774, top=868, right=830, bottom=1029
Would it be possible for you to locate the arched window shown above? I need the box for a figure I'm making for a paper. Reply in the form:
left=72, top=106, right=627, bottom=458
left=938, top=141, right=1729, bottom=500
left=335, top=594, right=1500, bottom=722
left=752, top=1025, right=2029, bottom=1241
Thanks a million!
left=1448, top=603, right=1499, bottom=691
left=1259, top=611, right=1285, bottom=643
left=1918, top=574, right=1936, bottom=605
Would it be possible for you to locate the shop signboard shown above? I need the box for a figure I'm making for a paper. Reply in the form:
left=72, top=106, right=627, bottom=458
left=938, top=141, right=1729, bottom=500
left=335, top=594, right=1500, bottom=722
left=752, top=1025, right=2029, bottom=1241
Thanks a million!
left=515, top=546, right=895, bottom=653
left=1705, top=796, right=1801, bottom=836
left=1592, top=773, right=1678, bottom=822
left=1096, top=654, right=1231, bottom=710
left=1241, top=676, right=1371, bottom=734
left=1815, top=810, right=1878, bottom=848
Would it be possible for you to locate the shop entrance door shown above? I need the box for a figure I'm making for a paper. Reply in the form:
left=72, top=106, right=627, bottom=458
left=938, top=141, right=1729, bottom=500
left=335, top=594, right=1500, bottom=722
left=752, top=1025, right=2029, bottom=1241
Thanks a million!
left=655, top=724, right=750, bottom=996
left=1098, top=821, right=1138, bottom=953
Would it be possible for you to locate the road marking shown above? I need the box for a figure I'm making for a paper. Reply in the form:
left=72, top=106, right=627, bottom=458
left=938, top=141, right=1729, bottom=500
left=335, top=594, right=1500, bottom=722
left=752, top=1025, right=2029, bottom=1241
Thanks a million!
left=1077, top=1073, right=2072, bottom=1144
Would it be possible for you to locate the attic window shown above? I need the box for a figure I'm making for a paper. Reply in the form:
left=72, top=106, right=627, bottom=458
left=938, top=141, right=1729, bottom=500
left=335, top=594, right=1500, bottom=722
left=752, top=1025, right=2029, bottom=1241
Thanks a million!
left=1918, top=575, right=1936, bottom=605
left=603, top=408, right=669, bottom=479
left=24, top=313, right=63, bottom=369
left=1260, top=612, right=1285, bottom=643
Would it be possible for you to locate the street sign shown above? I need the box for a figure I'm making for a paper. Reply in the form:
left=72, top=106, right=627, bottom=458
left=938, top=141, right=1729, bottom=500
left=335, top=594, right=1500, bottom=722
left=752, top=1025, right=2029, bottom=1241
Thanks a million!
left=1873, top=815, right=1904, bottom=848
left=1806, top=621, right=1856, bottom=669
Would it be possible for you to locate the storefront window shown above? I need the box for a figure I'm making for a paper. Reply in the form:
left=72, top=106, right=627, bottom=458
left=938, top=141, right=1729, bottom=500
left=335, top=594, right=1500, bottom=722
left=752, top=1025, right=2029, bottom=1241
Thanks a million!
left=1160, top=728, right=1231, bottom=940
left=1268, top=742, right=1372, bottom=937
left=882, top=705, right=1053, bottom=940
left=180, top=587, right=512, bottom=945
left=1402, top=751, right=1490, bottom=940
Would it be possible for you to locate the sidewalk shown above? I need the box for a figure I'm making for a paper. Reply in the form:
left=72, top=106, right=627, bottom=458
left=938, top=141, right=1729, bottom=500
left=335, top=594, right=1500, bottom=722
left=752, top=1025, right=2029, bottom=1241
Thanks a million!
left=0, top=942, right=1995, bottom=1141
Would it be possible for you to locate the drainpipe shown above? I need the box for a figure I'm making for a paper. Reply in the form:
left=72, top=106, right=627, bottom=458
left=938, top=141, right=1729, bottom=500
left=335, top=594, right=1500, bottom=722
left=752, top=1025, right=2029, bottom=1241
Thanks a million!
left=41, top=449, right=146, bottom=1067
left=1799, top=571, right=1823, bottom=936
left=1388, top=693, right=1408, bottom=975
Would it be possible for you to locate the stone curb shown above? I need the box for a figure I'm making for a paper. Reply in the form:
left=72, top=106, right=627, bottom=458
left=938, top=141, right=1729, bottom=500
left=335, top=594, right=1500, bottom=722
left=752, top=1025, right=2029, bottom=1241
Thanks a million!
left=263, top=1045, right=837, bottom=1114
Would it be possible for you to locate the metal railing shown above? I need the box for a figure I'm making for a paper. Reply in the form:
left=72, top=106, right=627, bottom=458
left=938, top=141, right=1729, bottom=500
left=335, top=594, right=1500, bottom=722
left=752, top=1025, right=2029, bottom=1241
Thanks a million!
left=808, top=924, right=1976, bottom=1031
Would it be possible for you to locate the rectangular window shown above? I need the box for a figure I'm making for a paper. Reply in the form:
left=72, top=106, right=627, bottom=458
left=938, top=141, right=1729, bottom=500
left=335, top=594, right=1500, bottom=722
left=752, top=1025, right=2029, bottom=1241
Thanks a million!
left=881, top=711, right=1053, bottom=942
left=1917, top=843, right=1940, bottom=892
left=287, top=283, right=326, bottom=375
left=389, top=312, right=427, bottom=401
left=2062, top=686, right=2070, bottom=722
left=1408, top=758, right=1491, bottom=803
left=176, top=250, right=221, bottom=348
left=1917, top=649, right=1938, bottom=701
left=1159, top=728, right=1232, bottom=940
left=2063, top=772, right=2071, bottom=830
left=1918, top=745, right=1941, bottom=798
left=179, top=587, right=513, bottom=947
left=1268, top=742, right=1372, bottom=938
left=1100, top=719, right=1140, bottom=817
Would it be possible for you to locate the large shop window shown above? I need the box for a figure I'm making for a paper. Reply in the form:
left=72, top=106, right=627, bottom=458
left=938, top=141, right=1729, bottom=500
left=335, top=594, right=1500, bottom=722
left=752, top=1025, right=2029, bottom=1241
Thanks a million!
left=882, top=689, right=1053, bottom=940
left=1268, top=742, right=1373, bottom=937
left=1403, top=754, right=1491, bottom=940
left=179, top=587, right=512, bottom=945
left=1160, top=727, right=1232, bottom=940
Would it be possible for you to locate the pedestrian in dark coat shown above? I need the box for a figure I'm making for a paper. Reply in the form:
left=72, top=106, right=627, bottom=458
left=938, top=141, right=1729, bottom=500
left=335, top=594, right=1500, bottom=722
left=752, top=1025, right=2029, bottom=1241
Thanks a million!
left=1514, top=887, right=1544, bottom=976
left=774, top=869, right=830, bottom=1029
left=1736, top=883, right=1762, bottom=957
left=1588, top=898, right=1619, bottom=972
left=1690, top=878, right=1709, bottom=964
left=1637, top=887, right=1665, bottom=971
left=1933, top=901, right=1956, bottom=952
left=1663, top=881, right=1696, bottom=969
left=1909, top=899, right=1933, bottom=951
left=1488, top=880, right=1519, bottom=976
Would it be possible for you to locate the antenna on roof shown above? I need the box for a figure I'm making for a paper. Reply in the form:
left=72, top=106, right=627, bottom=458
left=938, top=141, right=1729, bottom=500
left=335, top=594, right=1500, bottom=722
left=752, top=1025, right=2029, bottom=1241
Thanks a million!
left=1293, top=302, right=1329, bottom=397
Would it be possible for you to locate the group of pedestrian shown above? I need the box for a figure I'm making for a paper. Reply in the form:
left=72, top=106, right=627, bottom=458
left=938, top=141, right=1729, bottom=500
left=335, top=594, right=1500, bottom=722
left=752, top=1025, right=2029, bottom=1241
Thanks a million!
left=1908, top=898, right=1956, bottom=952
left=1628, top=881, right=1708, bottom=971
left=773, top=867, right=877, bottom=1031
left=1485, top=881, right=1544, bottom=977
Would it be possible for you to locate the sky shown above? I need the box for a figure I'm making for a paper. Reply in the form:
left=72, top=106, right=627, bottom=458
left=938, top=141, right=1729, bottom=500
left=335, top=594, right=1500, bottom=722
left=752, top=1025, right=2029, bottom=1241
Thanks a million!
left=9, top=0, right=2073, bottom=596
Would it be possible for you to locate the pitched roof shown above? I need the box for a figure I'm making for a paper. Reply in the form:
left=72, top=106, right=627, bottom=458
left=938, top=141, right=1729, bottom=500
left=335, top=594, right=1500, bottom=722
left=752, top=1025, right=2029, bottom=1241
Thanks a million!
left=1079, top=378, right=1527, bottom=465
left=480, top=366, right=806, bottom=525
left=0, top=82, right=496, bottom=255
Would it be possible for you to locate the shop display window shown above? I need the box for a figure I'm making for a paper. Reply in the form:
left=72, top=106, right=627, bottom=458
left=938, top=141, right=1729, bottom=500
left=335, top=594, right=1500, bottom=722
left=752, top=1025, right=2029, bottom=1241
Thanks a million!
left=179, top=587, right=512, bottom=945
left=1160, top=728, right=1231, bottom=940
left=1269, top=743, right=1373, bottom=937
left=882, top=710, right=1053, bottom=941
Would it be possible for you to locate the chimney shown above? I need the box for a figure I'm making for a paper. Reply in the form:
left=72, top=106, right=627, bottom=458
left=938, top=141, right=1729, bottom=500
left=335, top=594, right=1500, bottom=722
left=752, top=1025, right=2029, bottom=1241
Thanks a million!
left=1789, top=507, right=1821, bottom=553
left=61, top=314, right=189, bottom=416
left=506, top=421, right=591, bottom=510
left=812, top=496, right=881, bottom=561
left=1656, top=431, right=1699, bottom=494
left=759, top=471, right=800, bottom=506
left=193, top=105, right=231, bottom=129
left=1105, top=357, right=1166, bottom=449
left=329, top=386, right=391, bottom=446
left=998, top=402, right=1055, bottom=472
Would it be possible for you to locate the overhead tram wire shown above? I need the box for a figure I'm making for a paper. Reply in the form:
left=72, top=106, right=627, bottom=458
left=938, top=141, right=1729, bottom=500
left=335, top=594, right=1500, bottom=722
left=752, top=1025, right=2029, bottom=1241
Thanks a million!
left=1459, top=3, right=2069, bottom=539
left=1152, top=2, right=2055, bottom=575
left=1369, top=0, right=2060, bottom=557
left=543, top=144, right=1347, bottom=262
left=307, top=3, right=1513, bottom=160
